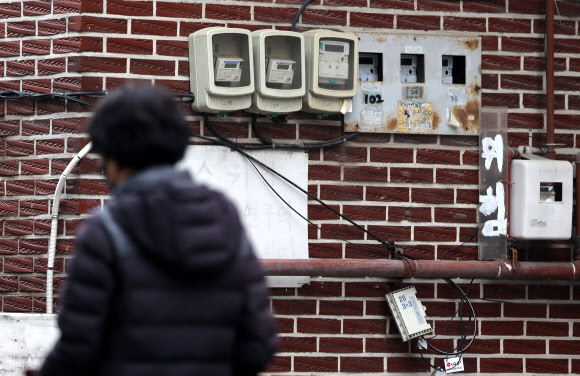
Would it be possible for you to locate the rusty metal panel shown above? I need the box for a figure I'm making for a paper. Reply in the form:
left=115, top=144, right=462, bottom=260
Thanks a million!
left=478, top=107, right=508, bottom=260
left=344, top=32, right=481, bottom=135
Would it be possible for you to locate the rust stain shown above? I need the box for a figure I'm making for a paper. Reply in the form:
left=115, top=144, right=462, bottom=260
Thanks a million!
left=464, top=39, right=480, bottom=51
left=344, top=121, right=358, bottom=132
left=387, top=117, right=397, bottom=131
left=452, top=99, right=479, bottom=132
left=432, top=111, right=440, bottom=130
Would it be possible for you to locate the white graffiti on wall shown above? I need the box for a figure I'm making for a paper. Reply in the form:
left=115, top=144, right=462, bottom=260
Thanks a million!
left=479, top=135, right=506, bottom=237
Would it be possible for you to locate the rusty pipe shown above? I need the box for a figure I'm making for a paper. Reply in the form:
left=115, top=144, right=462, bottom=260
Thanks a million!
left=576, top=153, right=580, bottom=260
left=546, top=0, right=556, bottom=159
left=262, top=259, right=580, bottom=281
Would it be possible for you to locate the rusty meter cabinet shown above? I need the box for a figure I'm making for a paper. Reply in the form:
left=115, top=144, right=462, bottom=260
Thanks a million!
left=344, top=33, right=481, bottom=135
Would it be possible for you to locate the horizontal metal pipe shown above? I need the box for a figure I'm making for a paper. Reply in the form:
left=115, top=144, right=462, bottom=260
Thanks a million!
left=262, top=259, right=580, bottom=281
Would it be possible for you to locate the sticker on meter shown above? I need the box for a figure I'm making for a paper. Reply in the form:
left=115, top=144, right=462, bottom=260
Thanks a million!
left=444, top=356, right=465, bottom=373
left=398, top=101, right=433, bottom=133
left=398, top=294, right=426, bottom=325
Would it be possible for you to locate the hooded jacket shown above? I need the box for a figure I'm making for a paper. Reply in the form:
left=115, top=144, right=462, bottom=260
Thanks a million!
left=39, top=167, right=278, bottom=376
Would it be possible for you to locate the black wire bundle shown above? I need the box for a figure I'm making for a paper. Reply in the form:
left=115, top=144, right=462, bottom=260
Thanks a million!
left=291, top=0, right=314, bottom=31
left=0, top=90, right=105, bottom=107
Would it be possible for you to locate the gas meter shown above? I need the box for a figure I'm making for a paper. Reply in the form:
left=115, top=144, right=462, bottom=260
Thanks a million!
left=189, top=27, right=254, bottom=113
left=302, top=30, right=358, bottom=113
left=249, top=30, right=305, bottom=114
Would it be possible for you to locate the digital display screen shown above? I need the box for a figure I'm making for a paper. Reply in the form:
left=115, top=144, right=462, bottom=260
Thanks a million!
left=401, top=58, right=413, bottom=66
left=325, top=44, right=344, bottom=53
left=442, top=58, right=448, bottom=67
left=360, top=57, right=374, bottom=65
left=224, top=63, right=238, bottom=69
left=277, top=64, right=290, bottom=70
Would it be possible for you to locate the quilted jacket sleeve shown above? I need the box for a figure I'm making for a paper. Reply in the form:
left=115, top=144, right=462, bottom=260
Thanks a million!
left=233, top=240, right=278, bottom=376
left=38, top=217, right=116, bottom=376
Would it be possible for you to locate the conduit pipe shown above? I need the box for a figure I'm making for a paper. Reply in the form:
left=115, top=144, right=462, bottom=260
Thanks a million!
left=546, top=0, right=556, bottom=159
left=262, top=259, right=580, bottom=281
left=46, top=142, right=93, bottom=314
left=576, top=152, right=580, bottom=260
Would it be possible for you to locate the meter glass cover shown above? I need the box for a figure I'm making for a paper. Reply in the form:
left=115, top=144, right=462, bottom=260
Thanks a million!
left=401, top=57, right=413, bottom=65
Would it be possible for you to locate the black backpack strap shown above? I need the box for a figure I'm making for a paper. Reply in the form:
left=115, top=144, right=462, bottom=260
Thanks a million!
left=100, top=207, right=138, bottom=257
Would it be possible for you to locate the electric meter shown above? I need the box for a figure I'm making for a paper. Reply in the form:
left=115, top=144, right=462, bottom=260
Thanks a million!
left=401, top=55, right=418, bottom=83
left=302, top=29, right=358, bottom=113
left=359, top=53, right=380, bottom=82
left=442, top=56, right=453, bottom=84
left=249, top=30, right=305, bottom=114
left=189, top=27, right=254, bottom=113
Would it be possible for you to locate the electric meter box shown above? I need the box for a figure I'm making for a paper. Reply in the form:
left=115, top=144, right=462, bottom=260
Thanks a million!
left=189, top=27, right=254, bottom=113
left=386, top=286, right=432, bottom=342
left=344, top=33, right=481, bottom=135
left=302, top=30, right=358, bottom=113
left=249, top=30, right=305, bottom=114
left=510, top=159, right=573, bottom=240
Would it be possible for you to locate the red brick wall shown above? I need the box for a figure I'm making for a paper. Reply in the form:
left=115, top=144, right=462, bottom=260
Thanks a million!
left=1, top=0, right=580, bottom=374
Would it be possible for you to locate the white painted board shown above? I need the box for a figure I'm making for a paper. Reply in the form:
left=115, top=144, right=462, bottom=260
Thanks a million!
left=179, top=146, right=309, bottom=287
left=0, top=313, right=59, bottom=376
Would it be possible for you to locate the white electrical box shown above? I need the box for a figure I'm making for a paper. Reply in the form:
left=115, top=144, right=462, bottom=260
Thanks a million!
left=510, top=159, right=573, bottom=240
left=302, top=29, right=358, bottom=113
left=386, top=286, right=432, bottom=342
left=189, top=27, right=254, bottom=113
left=249, top=30, right=305, bottom=114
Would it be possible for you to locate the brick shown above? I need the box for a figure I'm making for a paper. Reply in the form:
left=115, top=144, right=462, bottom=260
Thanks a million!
left=390, top=167, right=433, bottom=183
left=19, top=276, right=46, bottom=292
left=6, top=59, right=35, bottom=76
left=273, top=299, right=316, bottom=315
left=501, top=74, right=543, bottom=91
left=325, top=0, right=366, bottom=5
left=503, top=37, right=545, bottom=52
left=389, top=206, right=431, bottom=222
left=4, top=296, right=32, bottom=312
left=528, top=284, right=570, bottom=300
left=53, top=36, right=102, bottom=54
left=21, top=160, right=49, bottom=175
left=156, top=40, right=188, bottom=57
left=436, top=168, right=478, bottom=185
left=443, top=16, right=486, bottom=32
left=549, top=304, right=580, bottom=319
left=308, top=204, right=339, bottom=220
left=398, top=15, right=440, bottom=31
left=107, top=38, right=153, bottom=55
left=489, top=17, right=531, bottom=33
left=36, top=58, right=64, bottom=76
left=344, top=166, right=388, bottom=182
left=35, top=180, right=58, bottom=195
left=345, top=282, right=388, bottom=297
left=179, top=22, right=224, bottom=37
left=481, top=358, right=523, bottom=373
left=203, top=120, right=247, bottom=139
left=369, top=0, right=413, bottom=9
left=7, top=21, right=35, bottom=36
left=366, top=338, right=408, bottom=353
left=550, top=340, right=580, bottom=355
left=107, top=0, right=152, bottom=16
left=344, top=319, right=386, bottom=334
left=295, top=356, right=338, bottom=372
left=320, top=224, right=364, bottom=240
left=482, top=35, right=499, bottom=51
left=69, top=56, right=126, bottom=74
left=297, top=318, right=340, bottom=333
left=5, top=180, right=34, bottom=196
left=34, top=258, right=64, bottom=273
left=366, top=187, right=409, bottom=202
left=344, top=243, right=395, bottom=259
left=462, top=338, right=500, bottom=354
left=524, top=56, right=566, bottom=72
left=509, top=0, right=545, bottom=14
left=22, top=79, right=51, bottom=93
left=254, top=6, right=295, bottom=23
left=0, top=120, right=20, bottom=136
left=504, top=303, right=547, bottom=318
left=508, top=113, right=543, bottom=129
left=5, top=256, right=34, bottom=272
left=417, top=149, right=460, bottom=165
left=482, top=92, right=520, bottom=108
left=534, top=19, right=576, bottom=35
left=555, top=75, right=580, bottom=91
left=462, top=150, right=479, bottom=165
left=387, top=357, right=430, bottom=373
left=532, top=132, right=574, bottom=148
left=6, top=140, right=34, bottom=156
left=130, top=59, right=175, bottom=76
left=571, top=95, right=580, bottom=110
left=309, top=243, right=342, bottom=258
left=52, top=117, right=85, bottom=134
left=319, top=337, right=362, bottom=353
left=438, top=244, right=477, bottom=260
left=370, top=147, right=412, bottom=163
left=0, top=2, right=22, bottom=18
left=482, top=54, right=520, bottom=70
left=156, top=2, right=202, bottom=18
left=342, top=205, right=385, bottom=221
left=23, top=1, right=51, bottom=16
left=22, top=39, right=51, bottom=56
left=526, top=358, right=568, bottom=374
left=264, top=356, right=290, bottom=372
left=340, top=357, right=383, bottom=373
left=351, top=12, right=394, bottom=28
left=527, top=321, right=569, bottom=337
left=474, top=320, right=524, bottom=336
left=206, top=4, right=250, bottom=21
left=19, top=238, right=48, bottom=254
left=508, top=132, right=530, bottom=147
left=302, top=9, right=346, bottom=26
left=482, top=73, right=498, bottom=90
left=435, top=208, right=476, bottom=223
left=297, top=281, right=342, bottom=297
left=278, top=336, right=316, bottom=352
left=504, top=339, right=546, bottom=354
left=70, top=16, right=127, bottom=33
left=38, top=18, right=66, bottom=35
left=0, top=41, right=20, bottom=57
left=319, top=300, right=363, bottom=316
left=6, top=100, right=34, bottom=115
left=275, top=318, right=294, bottom=334
left=0, top=276, right=18, bottom=292
left=483, top=284, right=525, bottom=300
left=366, top=225, right=411, bottom=241
left=59, top=199, right=100, bottom=215
left=414, top=226, right=456, bottom=242
left=0, top=239, right=18, bottom=255
left=324, top=146, right=366, bottom=162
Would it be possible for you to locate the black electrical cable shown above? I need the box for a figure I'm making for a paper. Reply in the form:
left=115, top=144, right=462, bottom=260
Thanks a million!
left=291, top=0, right=313, bottom=31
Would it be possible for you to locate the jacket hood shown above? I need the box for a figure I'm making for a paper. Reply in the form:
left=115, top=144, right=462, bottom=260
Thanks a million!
left=107, top=166, right=243, bottom=276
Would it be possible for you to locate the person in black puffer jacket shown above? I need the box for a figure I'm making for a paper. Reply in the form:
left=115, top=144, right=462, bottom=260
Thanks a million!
left=39, top=83, right=278, bottom=376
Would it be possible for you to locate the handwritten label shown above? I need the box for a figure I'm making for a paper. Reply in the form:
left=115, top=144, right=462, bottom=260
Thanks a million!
left=397, top=101, right=433, bottom=133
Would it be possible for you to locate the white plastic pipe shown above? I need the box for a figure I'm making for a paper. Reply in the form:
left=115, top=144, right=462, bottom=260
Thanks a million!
left=46, top=142, right=93, bottom=314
